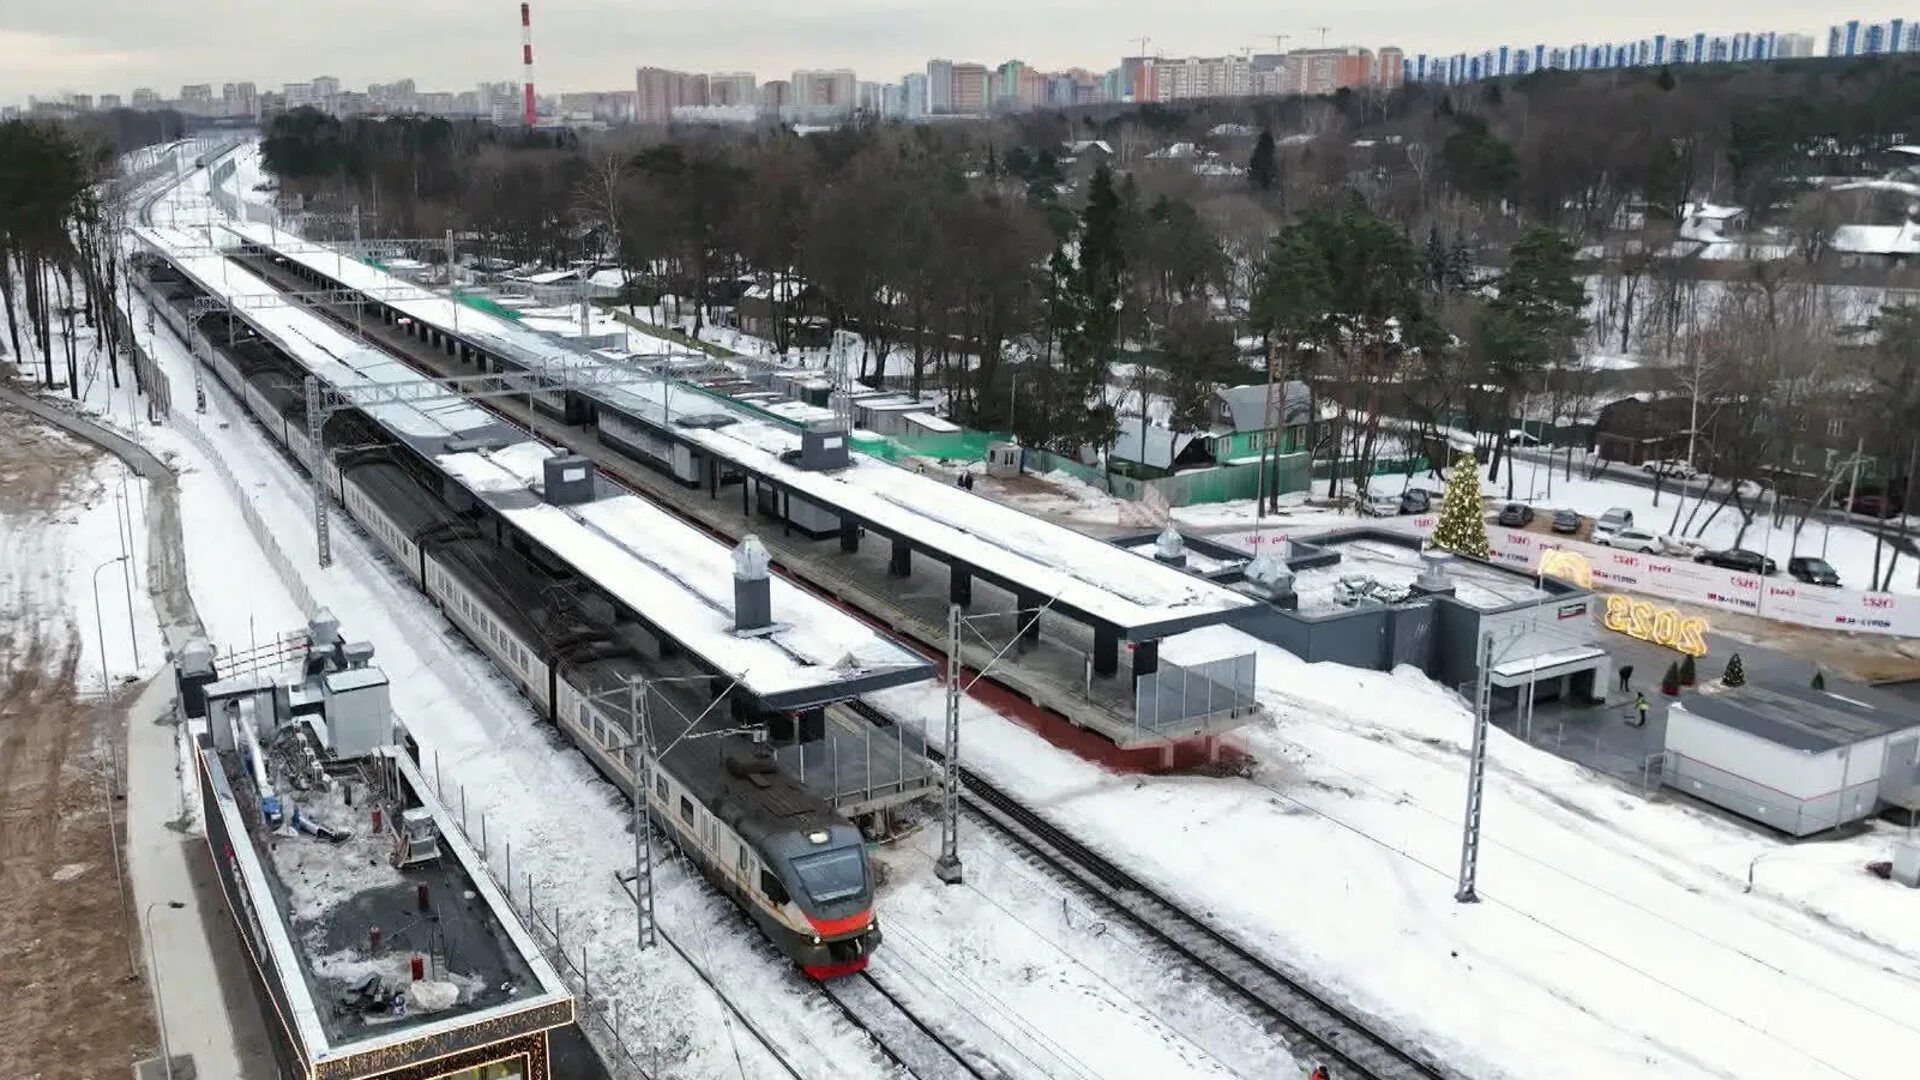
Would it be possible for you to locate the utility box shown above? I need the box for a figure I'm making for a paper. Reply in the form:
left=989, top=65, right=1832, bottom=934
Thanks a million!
left=985, top=441, right=1023, bottom=478
left=177, top=638, right=218, bottom=719
left=542, top=454, right=595, bottom=506
left=799, top=422, right=850, bottom=471
left=322, top=667, right=392, bottom=759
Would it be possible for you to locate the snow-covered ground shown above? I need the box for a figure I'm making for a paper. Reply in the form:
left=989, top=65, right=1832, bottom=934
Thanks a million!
left=872, top=635, right=1920, bottom=1080
left=92, top=155, right=1313, bottom=1080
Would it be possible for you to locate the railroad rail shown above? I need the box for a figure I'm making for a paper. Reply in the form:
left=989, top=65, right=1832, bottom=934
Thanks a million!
left=845, top=701, right=1452, bottom=1080
left=821, top=971, right=998, bottom=1080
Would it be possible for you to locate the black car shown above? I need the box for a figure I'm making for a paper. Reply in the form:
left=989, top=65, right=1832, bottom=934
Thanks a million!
left=1696, top=548, right=1777, bottom=575
left=1788, top=556, right=1840, bottom=586
left=1400, top=489, right=1432, bottom=515
left=1496, top=502, right=1535, bottom=527
left=1550, top=509, right=1580, bottom=534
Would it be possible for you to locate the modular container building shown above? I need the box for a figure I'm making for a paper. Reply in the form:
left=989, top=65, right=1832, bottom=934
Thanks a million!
left=1663, top=681, right=1920, bottom=836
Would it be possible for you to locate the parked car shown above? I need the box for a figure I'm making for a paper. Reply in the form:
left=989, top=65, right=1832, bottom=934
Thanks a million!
left=1550, top=508, right=1581, bottom=534
left=1657, top=534, right=1707, bottom=560
left=1497, top=502, right=1535, bottom=527
left=1358, top=490, right=1403, bottom=517
left=1846, top=492, right=1905, bottom=519
left=1641, top=459, right=1698, bottom=479
left=1696, top=548, right=1778, bottom=575
left=1594, top=526, right=1662, bottom=553
left=1788, top=556, right=1840, bottom=586
left=1399, top=488, right=1432, bottom=515
left=1593, top=507, right=1635, bottom=539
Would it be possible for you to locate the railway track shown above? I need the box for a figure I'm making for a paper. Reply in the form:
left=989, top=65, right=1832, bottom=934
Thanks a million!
left=846, top=702, right=1451, bottom=1080
left=212, top=243, right=1445, bottom=1080
left=821, top=970, right=998, bottom=1080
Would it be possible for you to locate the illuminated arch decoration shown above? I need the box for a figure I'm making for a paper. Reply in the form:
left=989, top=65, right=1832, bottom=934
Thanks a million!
left=1603, top=596, right=1709, bottom=657
left=1538, top=548, right=1593, bottom=589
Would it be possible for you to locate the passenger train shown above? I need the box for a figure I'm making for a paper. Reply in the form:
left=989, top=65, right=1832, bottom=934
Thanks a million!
left=135, top=261, right=880, bottom=977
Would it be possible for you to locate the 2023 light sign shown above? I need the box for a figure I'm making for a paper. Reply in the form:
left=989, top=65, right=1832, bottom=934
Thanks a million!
left=1602, top=595, right=1709, bottom=657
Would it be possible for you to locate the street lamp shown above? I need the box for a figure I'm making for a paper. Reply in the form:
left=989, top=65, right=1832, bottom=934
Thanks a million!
left=143, top=900, right=187, bottom=1080
left=92, top=555, right=130, bottom=700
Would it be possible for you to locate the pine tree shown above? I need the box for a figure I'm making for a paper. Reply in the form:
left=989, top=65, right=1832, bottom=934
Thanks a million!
left=1249, top=130, right=1277, bottom=192
left=1722, top=652, right=1747, bottom=688
left=1661, top=661, right=1681, bottom=696
left=1679, top=653, right=1696, bottom=686
left=1430, top=453, right=1489, bottom=558
left=1811, top=670, right=1826, bottom=690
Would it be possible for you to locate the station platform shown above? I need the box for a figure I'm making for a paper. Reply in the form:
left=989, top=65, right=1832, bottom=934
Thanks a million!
left=216, top=239, right=1268, bottom=761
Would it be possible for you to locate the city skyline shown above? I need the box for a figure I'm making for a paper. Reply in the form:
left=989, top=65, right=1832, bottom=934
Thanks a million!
left=2, top=1, right=1848, bottom=106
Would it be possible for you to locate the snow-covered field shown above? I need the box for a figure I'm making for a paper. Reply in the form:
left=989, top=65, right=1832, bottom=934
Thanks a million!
left=873, top=637, right=1920, bottom=1080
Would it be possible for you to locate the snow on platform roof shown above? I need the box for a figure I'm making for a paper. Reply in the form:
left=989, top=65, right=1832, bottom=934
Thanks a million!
left=231, top=222, right=1257, bottom=635
left=604, top=379, right=1257, bottom=636
left=135, top=225, right=510, bottom=445
left=435, top=445, right=933, bottom=708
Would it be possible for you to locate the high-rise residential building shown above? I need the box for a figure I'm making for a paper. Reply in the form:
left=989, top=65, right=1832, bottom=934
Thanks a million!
left=758, top=79, right=791, bottom=113
left=1285, top=47, right=1375, bottom=95
left=1148, top=55, right=1253, bottom=101
left=902, top=72, right=928, bottom=118
left=949, top=63, right=990, bottom=113
left=791, top=69, right=857, bottom=119
left=708, top=72, right=756, bottom=107
left=180, top=84, right=213, bottom=103
left=636, top=66, right=694, bottom=123
left=223, top=81, right=258, bottom=118
left=311, top=75, right=341, bottom=99
left=69, top=94, right=94, bottom=112
left=1826, top=17, right=1918, bottom=55
left=1776, top=33, right=1817, bottom=57
left=284, top=82, right=315, bottom=108
left=1118, top=55, right=1153, bottom=102
left=98, top=93, right=121, bottom=110
left=1375, top=47, right=1405, bottom=88
left=926, top=59, right=954, bottom=114
left=131, top=87, right=158, bottom=108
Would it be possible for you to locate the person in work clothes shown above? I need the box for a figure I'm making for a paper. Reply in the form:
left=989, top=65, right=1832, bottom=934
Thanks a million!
left=1632, top=692, right=1650, bottom=727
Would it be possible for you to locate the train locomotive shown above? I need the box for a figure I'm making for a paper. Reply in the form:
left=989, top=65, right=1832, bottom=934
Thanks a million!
left=135, top=256, right=880, bottom=976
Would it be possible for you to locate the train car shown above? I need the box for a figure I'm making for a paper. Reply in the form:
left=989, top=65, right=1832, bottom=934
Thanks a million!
left=420, top=546, right=554, bottom=716
left=241, top=379, right=289, bottom=446
left=556, top=666, right=880, bottom=978
left=338, top=468, right=427, bottom=586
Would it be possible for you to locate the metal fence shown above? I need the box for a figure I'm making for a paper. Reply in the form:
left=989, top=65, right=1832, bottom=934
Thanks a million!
left=773, top=719, right=934, bottom=811
left=1134, top=652, right=1259, bottom=738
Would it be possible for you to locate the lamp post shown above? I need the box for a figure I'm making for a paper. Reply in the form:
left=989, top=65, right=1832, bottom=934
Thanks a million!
left=143, top=900, right=187, bottom=1080
left=93, top=555, right=130, bottom=699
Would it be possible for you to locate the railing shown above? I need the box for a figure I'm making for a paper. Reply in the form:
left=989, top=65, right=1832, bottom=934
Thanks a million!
left=774, top=718, right=934, bottom=810
left=1134, top=653, right=1259, bottom=739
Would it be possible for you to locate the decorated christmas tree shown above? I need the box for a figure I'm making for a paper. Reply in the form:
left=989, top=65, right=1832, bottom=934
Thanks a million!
left=1430, top=453, right=1489, bottom=559
left=1661, top=661, right=1681, bottom=696
left=1721, top=652, right=1746, bottom=688
left=1679, top=654, right=1696, bottom=687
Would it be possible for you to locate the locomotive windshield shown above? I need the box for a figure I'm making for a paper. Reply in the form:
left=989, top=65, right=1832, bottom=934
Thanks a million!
left=790, top=847, right=866, bottom=904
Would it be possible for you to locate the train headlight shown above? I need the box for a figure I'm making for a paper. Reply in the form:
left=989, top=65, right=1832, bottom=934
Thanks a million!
left=810, top=934, right=822, bottom=945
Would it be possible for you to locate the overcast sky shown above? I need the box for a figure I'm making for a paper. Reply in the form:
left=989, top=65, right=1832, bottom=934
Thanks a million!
left=4, top=0, right=1838, bottom=105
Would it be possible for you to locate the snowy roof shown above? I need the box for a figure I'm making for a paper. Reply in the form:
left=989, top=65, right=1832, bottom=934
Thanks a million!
left=1675, top=681, right=1918, bottom=753
left=1889, top=145, right=1920, bottom=158
left=231, top=221, right=1256, bottom=635
left=1148, top=142, right=1200, bottom=160
left=1208, top=123, right=1259, bottom=137
left=1828, top=178, right=1920, bottom=198
left=517, top=268, right=580, bottom=285
left=1214, top=382, right=1311, bottom=431
left=1831, top=221, right=1920, bottom=256
left=434, top=447, right=933, bottom=707
left=743, top=276, right=809, bottom=302
left=1111, top=422, right=1198, bottom=470
left=1682, top=201, right=1746, bottom=221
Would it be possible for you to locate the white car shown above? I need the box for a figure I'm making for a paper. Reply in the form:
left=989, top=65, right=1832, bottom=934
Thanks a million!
left=1641, top=459, right=1697, bottom=479
left=1594, top=526, right=1662, bottom=553
left=1357, top=490, right=1402, bottom=517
